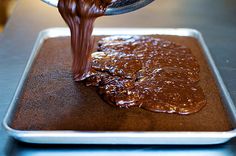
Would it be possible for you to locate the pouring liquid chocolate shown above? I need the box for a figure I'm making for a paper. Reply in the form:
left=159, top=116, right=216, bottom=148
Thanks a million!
left=47, top=0, right=153, bottom=80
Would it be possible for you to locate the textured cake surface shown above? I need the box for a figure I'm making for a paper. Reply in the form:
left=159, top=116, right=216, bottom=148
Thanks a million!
left=11, top=36, right=232, bottom=131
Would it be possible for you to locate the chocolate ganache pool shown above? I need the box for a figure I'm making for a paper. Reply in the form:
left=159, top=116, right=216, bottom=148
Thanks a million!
left=86, top=36, right=206, bottom=114
left=58, top=0, right=206, bottom=114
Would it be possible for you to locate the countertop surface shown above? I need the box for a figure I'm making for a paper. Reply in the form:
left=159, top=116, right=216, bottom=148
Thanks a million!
left=1, top=0, right=236, bottom=155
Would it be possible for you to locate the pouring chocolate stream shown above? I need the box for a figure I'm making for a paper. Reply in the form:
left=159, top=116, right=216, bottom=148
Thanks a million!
left=58, top=0, right=117, bottom=80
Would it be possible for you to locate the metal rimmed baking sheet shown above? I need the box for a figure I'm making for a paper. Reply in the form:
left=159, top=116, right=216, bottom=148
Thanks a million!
left=3, top=28, right=236, bottom=144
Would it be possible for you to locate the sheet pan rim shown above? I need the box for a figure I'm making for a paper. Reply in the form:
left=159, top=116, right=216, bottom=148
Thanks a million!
left=3, top=27, right=236, bottom=144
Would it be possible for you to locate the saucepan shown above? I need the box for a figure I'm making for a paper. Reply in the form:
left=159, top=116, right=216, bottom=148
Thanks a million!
left=41, top=0, right=154, bottom=15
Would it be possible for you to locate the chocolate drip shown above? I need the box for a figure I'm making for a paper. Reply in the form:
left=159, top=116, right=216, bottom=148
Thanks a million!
left=58, top=0, right=116, bottom=81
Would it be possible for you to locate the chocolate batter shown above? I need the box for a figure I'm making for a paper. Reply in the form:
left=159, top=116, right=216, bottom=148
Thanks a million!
left=86, top=36, right=206, bottom=114
left=58, top=0, right=116, bottom=81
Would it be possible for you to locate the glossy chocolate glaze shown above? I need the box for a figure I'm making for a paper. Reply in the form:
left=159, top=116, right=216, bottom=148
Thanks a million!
left=86, top=36, right=206, bottom=114
left=58, top=0, right=116, bottom=81
left=57, top=0, right=206, bottom=114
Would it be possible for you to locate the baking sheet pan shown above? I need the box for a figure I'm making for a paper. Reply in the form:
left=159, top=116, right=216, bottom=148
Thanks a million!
left=3, top=28, right=236, bottom=144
